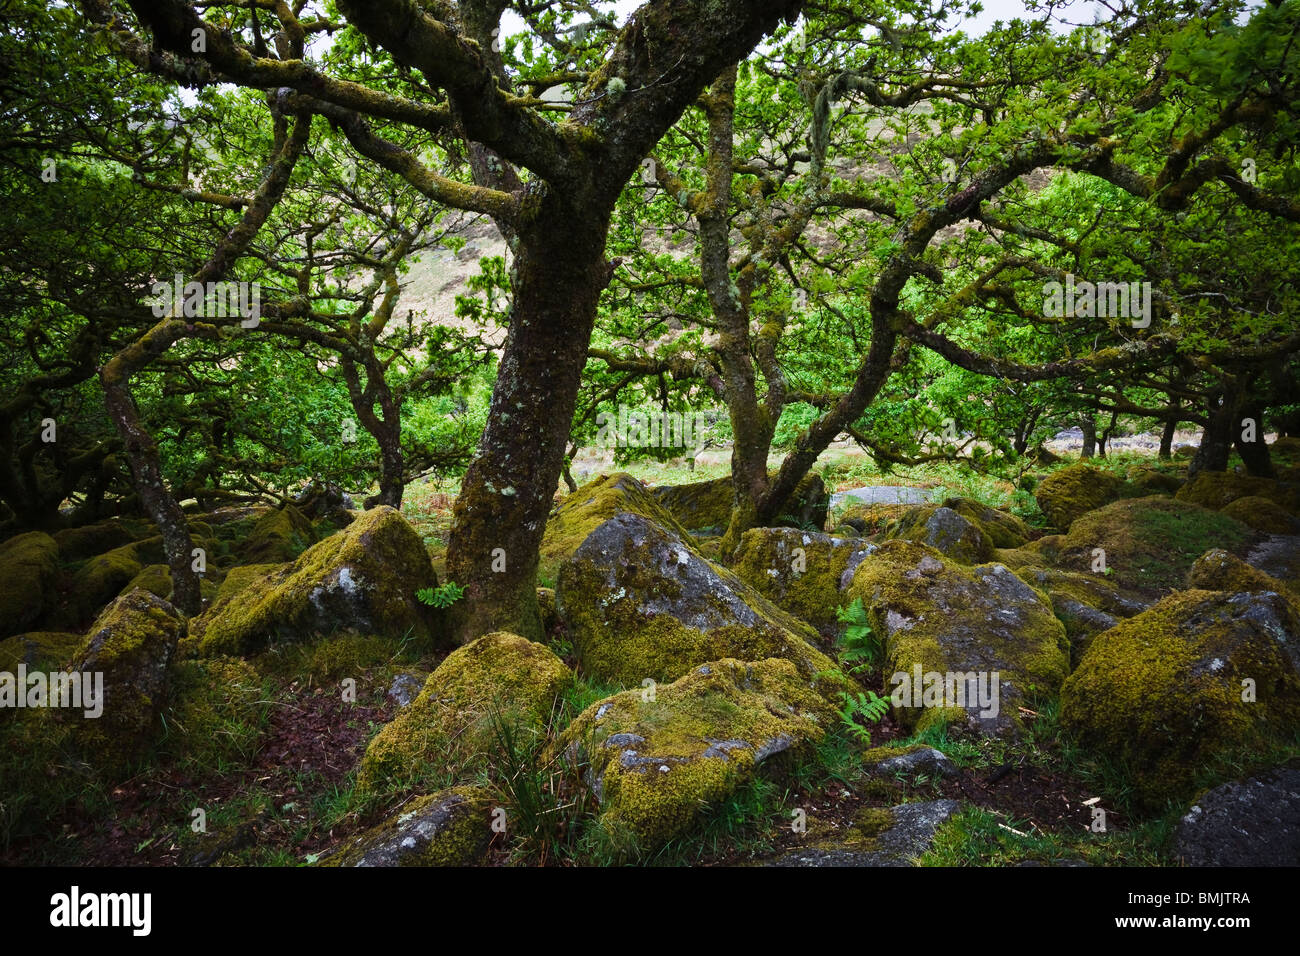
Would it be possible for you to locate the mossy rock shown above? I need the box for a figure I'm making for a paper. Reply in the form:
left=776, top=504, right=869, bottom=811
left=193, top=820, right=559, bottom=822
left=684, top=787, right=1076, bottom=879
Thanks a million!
left=1220, top=496, right=1300, bottom=535
left=651, top=471, right=828, bottom=533
left=1060, top=589, right=1300, bottom=810
left=161, top=656, right=268, bottom=771
left=0, top=531, right=59, bottom=637
left=357, top=631, right=571, bottom=793
left=60, top=588, right=185, bottom=778
left=883, top=505, right=995, bottom=564
left=538, top=473, right=695, bottom=584
left=53, top=518, right=147, bottom=564
left=1012, top=565, right=1149, bottom=662
left=730, top=527, right=877, bottom=637
left=233, top=504, right=318, bottom=565
left=1187, top=549, right=1300, bottom=605
left=0, top=630, right=81, bottom=673
left=763, top=799, right=962, bottom=866
left=324, top=786, right=493, bottom=867
left=1125, top=464, right=1184, bottom=496
left=1176, top=471, right=1300, bottom=513
left=557, top=657, right=835, bottom=857
left=213, top=563, right=283, bottom=603
left=555, top=512, right=838, bottom=689
left=845, top=540, right=1070, bottom=737
left=123, top=563, right=172, bottom=602
left=67, top=536, right=180, bottom=623
left=1034, top=463, right=1126, bottom=531
left=942, top=498, right=1033, bottom=549
left=189, top=506, right=439, bottom=657
left=833, top=503, right=916, bottom=537
left=1051, top=497, right=1253, bottom=595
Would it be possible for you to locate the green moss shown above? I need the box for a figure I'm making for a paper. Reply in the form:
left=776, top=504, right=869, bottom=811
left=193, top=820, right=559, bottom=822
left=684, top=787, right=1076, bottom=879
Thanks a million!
left=846, top=539, right=1069, bottom=735
left=1035, top=463, right=1125, bottom=531
left=53, top=519, right=140, bottom=564
left=0, top=531, right=59, bottom=637
left=234, top=504, right=318, bottom=565
left=124, top=563, right=172, bottom=601
left=69, top=541, right=145, bottom=621
left=0, top=631, right=81, bottom=673
left=1176, top=471, right=1300, bottom=513
left=213, top=563, right=283, bottom=603
left=1055, top=497, right=1251, bottom=594
left=61, top=588, right=185, bottom=778
left=885, top=504, right=996, bottom=564
left=557, top=657, right=835, bottom=856
left=357, top=631, right=571, bottom=794
left=1220, top=496, right=1300, bottom=534
left=730, top=528, right=874, bottom=636
left=556, top=517, right=839, bottom=691
left=1187, top=549, right=1300, bottom=604
left=190, top=506, right=438, bottom=657
left=652, top=471, right=827, bottom=533
left=324, top=786, right=493, bottom=867
left=1060, top=589, right=1300, bottom=810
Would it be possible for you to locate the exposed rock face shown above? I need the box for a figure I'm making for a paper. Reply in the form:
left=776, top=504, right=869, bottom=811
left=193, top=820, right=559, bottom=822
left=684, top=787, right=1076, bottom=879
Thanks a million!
left=1172, top=768, right=1300, bottom=867
left=538, top=473, right=694, bottom=584
left=557, top=658, right=836, bottom=856
left=1061, top=590, right=1300, bottom=808
left=764, top=800, right=962, bottom=867
left=358, top=631, right=571, bottom=793
left=1011, top=565, right=1149, bottom=661
left=846, top=539, right=1070, bottom=737
left=862, top=744, right=958, bottom=779
left=325, top=787, right=493, bottom=867
left=884, top=505, right=994, bottom=564
left=556, top=512, right=837, bottom=687
left=189, top=506, right=438, bottom=656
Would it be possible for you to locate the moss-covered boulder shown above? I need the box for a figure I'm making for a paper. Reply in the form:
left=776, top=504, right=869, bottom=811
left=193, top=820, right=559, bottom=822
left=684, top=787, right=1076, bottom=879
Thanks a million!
left=123, top=563, right=173, bottom=602
left=189, top=506, right=438, bottom=657
left=731, top=527, right=877, bottom=637
left=1220, top=496, right=1300, bottom=535
left=845, top=540, right=1070, bottom=737
left=61, top=588, right=185, bottom=777
left=1012, top=565, right=1149, bottom=662
left=53, top=518, right=146, bottom=564
left=0, top=631, right=81, bottom=673
left=557, top=658, right=835, bottom=856
left=70, top=541, right=145, bottom=620
left=1176, top=471, right=1300, bottom=513
left=538, top=473, right=694, bottom=585
left=764, top=799, right=962, bottom=867
left=1125, top=464, right=1184, bottom=496
left=1060, top=590, right=1300, bottom=809
left=0, top=531, right=59, bottom=637
left=943, top=498, right=1033, bottom=549
left=357, top=631, right=570, bottom=793
left=233, top=504, right=318, bottom=565
left=213, top=563, right=282, bottom=602
left=1034, top=463, right=1125, bottom=531
left=555, top=513, right=837, bottom=688
left=833, top=502, right=917, bottom=537
left=1048, top=496, right=1253, bottom=595
left=1187, top=549, right=1300, bottom=604
left=883, top=505, right=995, bottom=564
left=325, top=786, right=493, bottom=867
left=651, top=472, right=828, bottom=533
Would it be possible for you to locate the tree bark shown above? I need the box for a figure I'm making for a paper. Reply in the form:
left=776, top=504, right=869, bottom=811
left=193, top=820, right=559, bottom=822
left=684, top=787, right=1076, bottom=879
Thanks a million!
left=1079, top=417, right=1097, bottom=458
left=1189, top=397, right=1235, bottom=476
left=1159, top=416, right=1177, bottom=459
left=445, top=192, right=612, bottom=642
left=1234, top=402, right=1274, bottom=478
